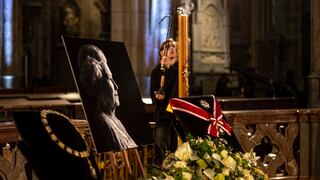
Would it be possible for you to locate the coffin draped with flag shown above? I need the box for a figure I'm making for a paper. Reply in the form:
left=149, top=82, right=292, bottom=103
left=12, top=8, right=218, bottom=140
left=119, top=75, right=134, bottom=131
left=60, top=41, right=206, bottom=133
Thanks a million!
left=169, top=95, right=243, bottom=152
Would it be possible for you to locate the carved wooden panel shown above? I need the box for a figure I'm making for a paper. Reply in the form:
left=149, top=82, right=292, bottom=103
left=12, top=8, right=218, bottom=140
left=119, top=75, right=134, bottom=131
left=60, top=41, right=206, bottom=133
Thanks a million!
left=224, top=109, right=312, bottom=177
left=226, top=112, right=299, bottom=176
left=0, top=146, right=30, bottom=180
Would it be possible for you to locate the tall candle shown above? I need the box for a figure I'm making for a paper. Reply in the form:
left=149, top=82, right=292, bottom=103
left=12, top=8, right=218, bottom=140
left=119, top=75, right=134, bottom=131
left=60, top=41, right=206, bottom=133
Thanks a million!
left=178, top=15, right=189, bottom=97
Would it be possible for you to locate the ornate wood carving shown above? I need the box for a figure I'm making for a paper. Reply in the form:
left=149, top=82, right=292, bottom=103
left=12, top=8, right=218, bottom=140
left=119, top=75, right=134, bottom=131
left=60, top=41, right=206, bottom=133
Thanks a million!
left=0, top=146, right=30, bottom=180
left=241, top=116, right=297, bottom=176
left=224, top=109, right=318, bottom=177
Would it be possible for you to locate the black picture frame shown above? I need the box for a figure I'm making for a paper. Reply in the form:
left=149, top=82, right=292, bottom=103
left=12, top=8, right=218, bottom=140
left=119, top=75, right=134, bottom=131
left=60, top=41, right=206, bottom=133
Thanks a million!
left=62, top=36, right=154, bottom=152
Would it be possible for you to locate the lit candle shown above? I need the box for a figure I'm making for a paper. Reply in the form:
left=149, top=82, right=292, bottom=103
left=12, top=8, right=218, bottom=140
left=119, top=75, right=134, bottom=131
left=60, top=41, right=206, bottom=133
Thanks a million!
left=178, top=15, right=189, bottom=97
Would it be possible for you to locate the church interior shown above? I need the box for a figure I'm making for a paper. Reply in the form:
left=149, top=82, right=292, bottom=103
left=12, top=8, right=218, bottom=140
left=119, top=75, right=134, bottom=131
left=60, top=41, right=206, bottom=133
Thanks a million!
left=0, top=0, right=320, bottom=179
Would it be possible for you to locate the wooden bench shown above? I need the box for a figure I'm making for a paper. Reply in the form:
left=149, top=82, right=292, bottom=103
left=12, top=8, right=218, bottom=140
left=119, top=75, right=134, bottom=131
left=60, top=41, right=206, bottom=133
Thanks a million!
left=0, top=95, right=318, bottom=179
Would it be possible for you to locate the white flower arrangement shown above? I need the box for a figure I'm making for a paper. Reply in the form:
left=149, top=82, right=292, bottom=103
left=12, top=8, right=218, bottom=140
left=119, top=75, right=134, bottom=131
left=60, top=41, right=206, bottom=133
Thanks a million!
left=149, top=136, right=268, bottom=180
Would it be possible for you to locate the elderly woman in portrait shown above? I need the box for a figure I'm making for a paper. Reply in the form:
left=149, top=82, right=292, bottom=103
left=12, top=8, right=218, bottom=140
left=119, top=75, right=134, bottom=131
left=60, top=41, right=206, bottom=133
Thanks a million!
left=78, top=44, right=137, bottom=151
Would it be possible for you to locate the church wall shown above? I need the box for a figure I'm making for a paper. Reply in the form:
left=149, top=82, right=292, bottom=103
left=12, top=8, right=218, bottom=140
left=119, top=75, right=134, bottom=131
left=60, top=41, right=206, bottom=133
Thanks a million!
left=0, top=0, right=315, bottom=107
left=309, top=0, right=320, bottom=107
left=111, top=0, right=150, bottom=96
left=52, top=0, right=104, bottom=91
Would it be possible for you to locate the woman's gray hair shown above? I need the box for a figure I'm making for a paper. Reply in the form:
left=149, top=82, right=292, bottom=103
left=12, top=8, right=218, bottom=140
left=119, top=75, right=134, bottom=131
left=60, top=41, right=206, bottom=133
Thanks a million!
left=78, top=44, right=107, bottom=98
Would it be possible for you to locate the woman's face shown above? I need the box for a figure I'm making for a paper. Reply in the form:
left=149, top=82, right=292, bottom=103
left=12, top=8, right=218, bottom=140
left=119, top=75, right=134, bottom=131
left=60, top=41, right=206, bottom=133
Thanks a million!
left=160, top=41, right=177, bottom=67
left=79, top=45, right=120, bottom=113
left=99, top=55, right=120, bottom=111
left=165, top=41, right=177, bottom=60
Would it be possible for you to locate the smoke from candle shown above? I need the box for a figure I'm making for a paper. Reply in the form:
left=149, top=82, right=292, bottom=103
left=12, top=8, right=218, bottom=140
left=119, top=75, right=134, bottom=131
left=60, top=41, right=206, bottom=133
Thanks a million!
left=177, top=0, right=194, bottom=16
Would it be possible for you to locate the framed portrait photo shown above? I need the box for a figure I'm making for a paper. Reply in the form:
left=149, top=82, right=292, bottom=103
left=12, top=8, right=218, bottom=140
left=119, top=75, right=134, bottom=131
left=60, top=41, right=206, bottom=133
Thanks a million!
left=62, top=36, right=154, bottom=152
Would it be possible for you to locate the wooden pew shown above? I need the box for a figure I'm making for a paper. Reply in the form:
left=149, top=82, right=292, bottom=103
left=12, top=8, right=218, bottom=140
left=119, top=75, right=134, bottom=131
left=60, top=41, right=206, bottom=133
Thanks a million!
left=0, top=95, right=317, bottom=179
left=0, top=119, right=153, bottom=179
left=1, top=108, right=319, bottom=179
left=219, top=97, right=298, bottom=110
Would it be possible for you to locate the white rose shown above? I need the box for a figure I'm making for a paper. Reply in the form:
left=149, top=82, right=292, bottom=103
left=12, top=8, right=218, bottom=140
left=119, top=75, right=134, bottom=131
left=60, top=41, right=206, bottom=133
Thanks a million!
left=182, top=172, right=193, bottom=180
left=222, top=156, right=236, bottom=171
left=242, top=169, right=251, bottom=177
left=246, top=175, right=254, bottom=180
left=203, top=168, right=215, bottom=179
left=190, top=151, right=199, bottom=161
left=211, top=153, right=222, bottom=161
left=175, top=142, right=192, bottom=161
left=173, top=161, right=188, bottom=169
left=220, top=150, right=228, bottom=159
left=222, top=167, right=230, bottom=176
left=203, top=152, right=211, bottom=161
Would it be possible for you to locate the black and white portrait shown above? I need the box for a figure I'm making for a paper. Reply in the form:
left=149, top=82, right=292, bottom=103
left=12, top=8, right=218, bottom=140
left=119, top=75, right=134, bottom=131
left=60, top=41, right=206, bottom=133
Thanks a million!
left=78, top=45, right=137, bottom=150
left=62, top=37, right=154, bottom=153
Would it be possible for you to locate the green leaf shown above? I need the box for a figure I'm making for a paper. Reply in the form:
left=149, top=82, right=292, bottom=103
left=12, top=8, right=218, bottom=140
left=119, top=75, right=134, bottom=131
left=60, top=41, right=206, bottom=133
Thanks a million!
left=196, top=159, right=208, bottom=169
left=215, top=173, right=225, bottom=180
left=212, top=159, right=220, bottom=169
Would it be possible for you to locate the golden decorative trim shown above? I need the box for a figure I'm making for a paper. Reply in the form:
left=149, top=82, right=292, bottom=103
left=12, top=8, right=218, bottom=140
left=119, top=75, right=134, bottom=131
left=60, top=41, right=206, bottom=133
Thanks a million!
left=40, top=109, right=97, bottom=179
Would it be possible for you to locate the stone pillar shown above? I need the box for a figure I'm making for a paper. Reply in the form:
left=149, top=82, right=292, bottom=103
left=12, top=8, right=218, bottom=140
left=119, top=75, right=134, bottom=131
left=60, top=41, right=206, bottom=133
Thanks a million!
left=301, top=3, right=320, bottom=178
left=191, top=0, right=230, bottom=94
left=0, top=0, right=23, bottom=89
left=111, top=0, right=149, bottom=96
left=309, top=0, right=320, bottom=108
left=192, top=0, right=230, bottom=74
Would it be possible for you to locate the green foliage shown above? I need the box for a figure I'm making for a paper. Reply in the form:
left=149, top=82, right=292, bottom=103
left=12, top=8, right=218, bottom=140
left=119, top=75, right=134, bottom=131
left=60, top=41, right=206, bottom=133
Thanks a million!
left=147, top=136, right=268, bottom=180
